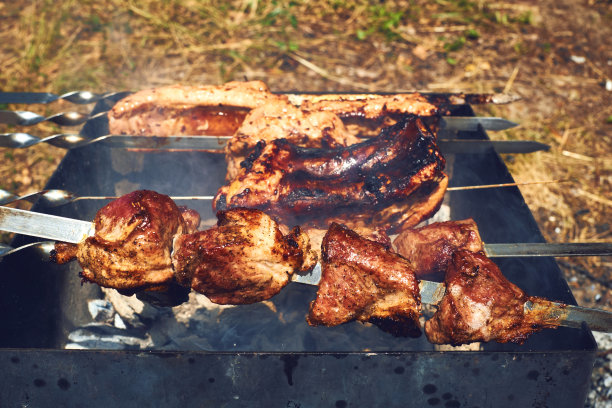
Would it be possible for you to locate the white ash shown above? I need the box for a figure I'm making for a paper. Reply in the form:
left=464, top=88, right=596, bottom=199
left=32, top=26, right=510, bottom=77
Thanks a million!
left=87, top=299, right=114, bottom=322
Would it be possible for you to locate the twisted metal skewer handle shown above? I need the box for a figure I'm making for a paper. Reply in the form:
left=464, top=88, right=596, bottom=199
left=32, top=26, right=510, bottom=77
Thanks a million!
left=0, top=188, right=215, bottom=207
left=0, top=91, right=130, bottom=105
left=0, top=132, right=93, bottom=149
left=0, top=110, right=91, bottom=126
left=0, top=189, right=79, bottom=207
left=0, top=241, right=55, bottom=258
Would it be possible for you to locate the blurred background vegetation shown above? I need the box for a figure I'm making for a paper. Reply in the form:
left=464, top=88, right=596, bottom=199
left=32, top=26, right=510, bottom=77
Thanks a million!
left=0, top=0, right=610, bottom=310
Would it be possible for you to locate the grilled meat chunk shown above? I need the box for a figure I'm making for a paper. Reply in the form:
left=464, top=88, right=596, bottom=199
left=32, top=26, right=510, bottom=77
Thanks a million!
left=50, top=242, right=78, bottom=265
left=307, top=223, right=421, bottom=337
left=108, top=80, right=281, bottom=136
left=425, top=251, right=562, bottom=345
left=215, top=116, right=446, bottom=232
left=51, top=190, right=200, bottom=292
left=297, top=93, right=439, bottom=119
left=173, top=207, right=316, bottom=305
left=394, top=219, right=483, bottom=280
left=304, top=225, right=392, bottom=262
left=225, top=100, right=360, bottom=180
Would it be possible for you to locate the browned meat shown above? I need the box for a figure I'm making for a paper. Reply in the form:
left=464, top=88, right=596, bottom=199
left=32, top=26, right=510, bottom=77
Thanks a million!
left=325, top=172, right=448, bottom=234
left=225, top=100, right=361, bottom=180
left=303, top=225, right=391, bottom=262
left=295, top=93, right=439, bottom=119
left=108, top=81, right=281, bottom=136
left=51, top=190, right=199, bottom=292
left=307, top=223, right=421, bottom=337
left=50, top=242, right=78, bottom=264
left=214, top=116, right=446, bottom=232
left=178, top=206, right=202, bottom=231
left=425, top=250, right=562, bottom=345
left=109, top=83, right=442, bottom=137
left=173, top=207, right=316, bottom=305
left=394, top=219, right=483, bottom=280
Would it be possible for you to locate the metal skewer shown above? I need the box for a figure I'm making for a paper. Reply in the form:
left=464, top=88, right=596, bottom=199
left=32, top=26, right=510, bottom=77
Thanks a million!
left=0, top=90, right=520, bottom=106
left=0, top=132, right=549, bottom=154
left=0, top=110, right=92, bottom=127
left=3, top=199, right=610, bottom=259
left=0, top=206, right=609, bottom=334
left=0, top=91, right=130, bottom=105
left=0, top=181, right=567, bottom=208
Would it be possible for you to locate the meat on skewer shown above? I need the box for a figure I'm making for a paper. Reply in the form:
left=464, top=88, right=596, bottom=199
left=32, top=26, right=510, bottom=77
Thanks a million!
left=215, top=115, right=447, bottom=233
left=225, top=99, right=360, bottom=180
left=51, top=190, right=200, bottom=292
left=424, top=250, right=562, bottom=345
left=108, top=81, right=281, bottom=136
left=51, top=190, right=315, bottom=305
left=393, top=218, right=484, bottom=280
left=307, top=223, right=422, bottom=337
left=107, top=81, right=441, bottom=138
left=173, top=207, right=316, bottom=304
left=297, top=93, right=439, bottom=119
left=47, top=192, right=581, bottom=343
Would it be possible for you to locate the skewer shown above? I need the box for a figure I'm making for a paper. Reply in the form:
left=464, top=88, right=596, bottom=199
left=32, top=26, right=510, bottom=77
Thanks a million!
left=0, top=91, right=130, bottom=105
left=447, top=179, right=570, bottom=191
left=0, top=110, right=93, bottom=127
left=0, top=90, right=520, bottom=106
left=0, top=242, right=55, bottom=258
left=0, top=181, right=567, bottom=208
left=1, top=131, right=551, bottom=154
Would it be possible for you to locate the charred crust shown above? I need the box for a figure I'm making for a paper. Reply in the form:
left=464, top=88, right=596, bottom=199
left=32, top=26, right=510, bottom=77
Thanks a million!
left=240, top=140, right=267, bottom=170
left=216, top=194, right=227, bottom=210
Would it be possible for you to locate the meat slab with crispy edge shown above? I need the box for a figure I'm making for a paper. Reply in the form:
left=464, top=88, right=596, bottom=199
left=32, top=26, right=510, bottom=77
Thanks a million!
left=215, top=115, right=446, bottom=232
left=225, top=99, right=360, bottom=181
left=108, top=81, right=441, bottom=137
left=307, top=223, right=422, bottom=337
left=173, top=207, right=316, bottom=304
left=393, top=219, right=483, bottom=280
left=51, top=190, right=200, bottom=292
left=299, top=93, right=439, bottom=119
left=108, top=80, right=280, bottom=136
left=425, top=250, right=562, bottom=345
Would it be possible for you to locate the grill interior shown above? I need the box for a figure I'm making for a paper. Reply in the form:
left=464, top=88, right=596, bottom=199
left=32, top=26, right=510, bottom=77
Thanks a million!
left=0, top=99, right=597, bottom=406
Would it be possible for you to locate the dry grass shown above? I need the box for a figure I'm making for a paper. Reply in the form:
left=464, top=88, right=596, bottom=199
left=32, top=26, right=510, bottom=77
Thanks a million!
left=0, top=0, right=610, bottom=307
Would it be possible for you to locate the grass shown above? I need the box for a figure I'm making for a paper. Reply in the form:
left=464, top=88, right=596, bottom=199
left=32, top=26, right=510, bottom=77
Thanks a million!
left=0, top=1, right=544, bottom=92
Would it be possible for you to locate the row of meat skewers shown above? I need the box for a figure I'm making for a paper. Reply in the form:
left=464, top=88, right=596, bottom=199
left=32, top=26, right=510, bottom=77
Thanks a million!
left=3, top=81, right=609, bottom=346
left=50, top=189, right=569, bottom=346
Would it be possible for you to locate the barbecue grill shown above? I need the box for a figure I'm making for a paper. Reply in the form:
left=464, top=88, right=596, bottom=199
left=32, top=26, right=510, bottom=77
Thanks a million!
left=0, top=96, right=597, bottom=407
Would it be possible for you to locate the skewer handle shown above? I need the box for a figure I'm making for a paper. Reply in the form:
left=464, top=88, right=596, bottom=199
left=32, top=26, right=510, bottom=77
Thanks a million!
left=0, top=189, right=78, bottom=206
left=0, top=242, right=55, bottom=259
left=0, top=110, right=90, bottom=126
left=0, top=91, right=130, bottom=105
left=0, top=133, right=92, bottom=149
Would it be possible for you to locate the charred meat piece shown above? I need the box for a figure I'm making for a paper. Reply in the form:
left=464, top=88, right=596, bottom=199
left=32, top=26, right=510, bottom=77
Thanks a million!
left=225, top=100, right=360, bottom=180
left=425, top=251, right=562, bottom=345
left=215, top=116, right=446, bottom=231
left=108, top=80, right=281, bottom=136
left=307, top=223, right=421, bottom=337
left=296, top=93, right=439, bottom=119
left=173, top=207, right=316, bottom=305
left=394, top=219, right=483, bottom=280
left=51, top=190, right=200, bottom=292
